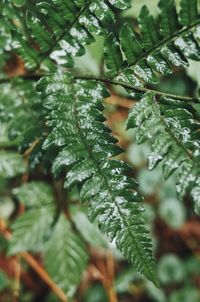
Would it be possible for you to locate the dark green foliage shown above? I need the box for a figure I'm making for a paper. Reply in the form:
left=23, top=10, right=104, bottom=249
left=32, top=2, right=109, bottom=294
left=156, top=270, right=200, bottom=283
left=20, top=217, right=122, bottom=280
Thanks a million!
left=104, top=0, right=200, bottom=87
left=37, top=73, right=158, bottom=284
left=1, top=0, right=200, bottom=296
left=0, top=78, right=47, bottom=169
left=127, top=93, right=200, bottom=215
left=6, top=0, right=130, bottom=70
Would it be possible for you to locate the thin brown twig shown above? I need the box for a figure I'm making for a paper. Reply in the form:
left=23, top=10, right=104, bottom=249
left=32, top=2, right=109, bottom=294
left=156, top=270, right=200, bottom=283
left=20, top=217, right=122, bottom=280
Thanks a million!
left=96, top=255, right=118, bottom=302
left=23, top=138, right=41, bottom=159
left=12, top=255, right=21, bottom=302
left=106, top=252, right=118, bottom=302
left=0, top=218, right=68, bottom=302
left=0, top=73, right=199, bottom=103
left=75, top=74, right=200, bottom=103
left=21, top=253, right=68, bottom=302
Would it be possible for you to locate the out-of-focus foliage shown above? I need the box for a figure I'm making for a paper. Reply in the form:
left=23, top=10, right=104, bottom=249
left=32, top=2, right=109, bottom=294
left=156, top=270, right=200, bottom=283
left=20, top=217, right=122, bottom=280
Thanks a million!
left=0, top=0, right=200, bottom=301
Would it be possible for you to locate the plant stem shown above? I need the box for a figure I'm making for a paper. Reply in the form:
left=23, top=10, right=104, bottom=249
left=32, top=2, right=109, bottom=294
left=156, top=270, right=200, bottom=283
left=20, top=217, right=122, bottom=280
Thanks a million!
left=74, top=74, right=200, bottom=103
left=0, top=73, right=199, bottom=103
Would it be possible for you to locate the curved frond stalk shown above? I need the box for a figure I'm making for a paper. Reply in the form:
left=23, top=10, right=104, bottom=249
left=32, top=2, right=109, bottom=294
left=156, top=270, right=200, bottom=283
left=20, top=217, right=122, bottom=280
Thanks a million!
left=36, top=73, right=158, bottom=285
left=127, top=93, right=200, bottom=215
left=104, top=0, right=200, bottom=93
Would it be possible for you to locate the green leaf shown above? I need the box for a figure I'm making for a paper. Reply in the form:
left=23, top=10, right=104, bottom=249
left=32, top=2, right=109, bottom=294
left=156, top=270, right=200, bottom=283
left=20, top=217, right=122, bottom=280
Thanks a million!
left=175, top=34, right=200, bottom=60
left=44, top=215, right=88, bottom=293
left=0, top=271, right=10, bottom=291
left=158, top=0, right=179, bottom=38
left=12, top=0, right=26, bottom=7
left=147, top=51, right=171, bottom=75
left=102, top=0, right=200, bottom=89
left=37, top=74, right=158, bottom=285
left=104, top=33, right=124, bottom=77
left=139, top=5, right=159, bottom=49
left=158, top=254, right=185, bottom=284
left=71, top=207, right=108, bottom=248
left=0, top=151, right=26, bottom=178
left=120, top=24, right=143, bottom=65
left=161, top=44, right=188, bottom=67
left=9, top=206, right=54, bottom=254
left=12, top=181, right=54, bottom=207
left=179, top=0, right=198, bottom=26
left=11, top=31, right=39, bottom=70
left=107, top=0, right=131, bottom=10
left=9, top=0, right=129, bottom=70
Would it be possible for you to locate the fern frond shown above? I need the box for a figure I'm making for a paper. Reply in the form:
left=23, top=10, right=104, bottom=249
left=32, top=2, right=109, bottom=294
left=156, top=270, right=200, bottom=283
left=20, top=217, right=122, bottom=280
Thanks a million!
left=44, top=214, right=88, bottom=294
left=104, top=0, right=200, bottom=89
left=9, top=182, right=55, bottom=254
left=36, top=73, right=158, bottom=285
left=9, top=181, right=88, bottom=294
left=10, top=0, right=130, bottom=70
left=0, top=79, right=42, bottom=140
left=127, top=93, right=200, bottom=215
left=0, top=78, right=47, bottom=168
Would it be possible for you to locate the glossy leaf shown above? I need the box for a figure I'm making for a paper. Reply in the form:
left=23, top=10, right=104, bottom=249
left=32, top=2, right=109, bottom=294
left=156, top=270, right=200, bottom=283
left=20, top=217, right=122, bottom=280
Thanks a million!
left=8, top=0, right=129, bottom=70
left=37, top=73, right=158, bottom=285
left=104, top=33, right=124, bottom=77
left=127, top=93, right=200, bottom=212
left=44, top=215, right=88, bottom=293
left=103, top=0, right=200, bottom=90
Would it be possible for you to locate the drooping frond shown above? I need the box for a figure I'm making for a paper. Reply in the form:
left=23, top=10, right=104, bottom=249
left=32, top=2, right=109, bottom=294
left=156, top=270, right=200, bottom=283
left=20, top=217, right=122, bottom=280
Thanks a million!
left=104, top=0, right=200, bottom=94
left=44, top=214, right=88, bottom=294
left=7, top=0, right=130, bottom=70
left=36, top=73, right=158, bottom=285
left=127, top=93, right=200, bottom=215
left=9, top=181, right=88, bottom=294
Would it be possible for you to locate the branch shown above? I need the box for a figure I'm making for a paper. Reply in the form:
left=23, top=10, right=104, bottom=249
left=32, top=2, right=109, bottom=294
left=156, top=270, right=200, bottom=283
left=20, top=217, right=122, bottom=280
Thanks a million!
left=0, top=73, right=199, bottom=104
left=75, top=75, right=200, bottom=103
left=21, top=253, right=68, bottom=302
